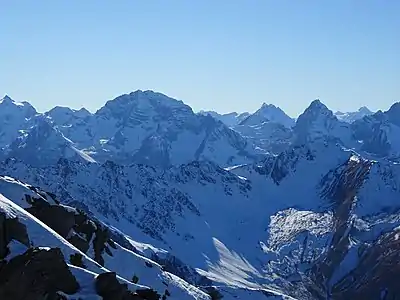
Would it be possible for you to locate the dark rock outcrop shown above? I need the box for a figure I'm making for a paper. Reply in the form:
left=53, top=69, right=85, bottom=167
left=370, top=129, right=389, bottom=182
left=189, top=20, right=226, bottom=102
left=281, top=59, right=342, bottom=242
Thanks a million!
left=95, top=272, right=161, bottom=300
left=0, top=212, right=30, bottom=259
left=332, top=228, right=400, bottom=300
left=0, top=247, right=80, bottom=300
left=204, top=286, right=224, bottom=300
left=23, top=192, right=118, bottom=267
left=26, top=204, right=76, bottom=237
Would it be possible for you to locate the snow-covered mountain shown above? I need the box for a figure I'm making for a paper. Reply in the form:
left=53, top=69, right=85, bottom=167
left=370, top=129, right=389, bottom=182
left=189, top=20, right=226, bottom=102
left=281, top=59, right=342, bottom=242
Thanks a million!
left=199, top=111, right=250, bottom=127
left=0, top=175, right=212, bottom=300
left=2, top=93, right=395, bottom=163
left=0, top=95, right=37, bottom=151
left=87, top=91, right=257, bottom=167
left=1, top=92, right=259, bottom=168
left=230, top=103, right=295, bottom=154
left=352, top=102, right=400, bottom=159
left=2, top=139, right=400, bottom=299
left=335, top=106, right=373, bottom=123
left=2, top=91, right=400, bottom=299
left=7, top=115, right=96, bottom=166
left=234, top=121, right=293, bottom=154
left=294, top=100, right=353, bottom=147
left=239, top=103, right=295, bottom=129
left=232, top=100, right=361, bottom=155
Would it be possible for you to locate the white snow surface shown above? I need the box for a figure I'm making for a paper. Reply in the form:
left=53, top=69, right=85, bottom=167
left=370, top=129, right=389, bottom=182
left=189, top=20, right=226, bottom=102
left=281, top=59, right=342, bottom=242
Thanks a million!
left=2, top=92, right=400, bottom=299
left=0, top=176, right=210, bottom=300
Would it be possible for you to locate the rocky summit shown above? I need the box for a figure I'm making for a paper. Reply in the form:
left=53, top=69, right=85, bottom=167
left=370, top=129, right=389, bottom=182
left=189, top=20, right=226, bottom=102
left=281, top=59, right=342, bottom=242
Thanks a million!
left=1, top=92, right=400, bottom=299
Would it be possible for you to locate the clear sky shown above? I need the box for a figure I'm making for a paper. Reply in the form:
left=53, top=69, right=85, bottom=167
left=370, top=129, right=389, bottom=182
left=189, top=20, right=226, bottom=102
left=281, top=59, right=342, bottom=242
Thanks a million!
left=1, top=0, right=399, bottom=117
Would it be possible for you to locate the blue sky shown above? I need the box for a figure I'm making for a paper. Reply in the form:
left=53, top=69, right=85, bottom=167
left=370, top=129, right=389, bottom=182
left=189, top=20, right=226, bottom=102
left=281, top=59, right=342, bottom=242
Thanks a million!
left=1, top=0, right=399, bottom=116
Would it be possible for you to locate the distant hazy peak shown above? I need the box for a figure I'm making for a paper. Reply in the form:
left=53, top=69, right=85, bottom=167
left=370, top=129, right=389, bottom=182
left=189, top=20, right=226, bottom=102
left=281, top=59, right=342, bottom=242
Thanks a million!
left=335, top=105, right=374, bottom=123
left=358, top=106, right=372, bottom=114
left=47, top=106, right=92, bottom=116
left=1, top=95, right=26, bottom=107
left=261, top=102, right=278, bottom=109
left=308, top=99, right=330, bottom=111
left=198, top=110, right=250, bottom=127
left=1, top=94, right=13, bottom=102
left=0, top=94, right=37, bottom=115
left=297, top=99, right=335, bottom=123
left=240, top=102, right=295, bottom=128
left=96, top=89, right=191, bottom=116
left=387, top=102, right=400, bottom=114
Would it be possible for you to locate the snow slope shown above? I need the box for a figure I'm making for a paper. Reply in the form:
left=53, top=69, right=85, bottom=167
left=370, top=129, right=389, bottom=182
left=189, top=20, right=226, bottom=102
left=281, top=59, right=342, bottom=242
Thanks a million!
left=2, top=92, right=400, bottom=299
left=0, top=95, right=37, bottom=151
left=199, top=111, right=250, bottom=127
left=0, top=175, right=211, bottom=300
left=352, top=102, right=400, bottom=160
left=240, top=103, right=295, bottom=129
left=2, top=139, right=400, bottom=299
left=334, top=106, right=373, bottom=123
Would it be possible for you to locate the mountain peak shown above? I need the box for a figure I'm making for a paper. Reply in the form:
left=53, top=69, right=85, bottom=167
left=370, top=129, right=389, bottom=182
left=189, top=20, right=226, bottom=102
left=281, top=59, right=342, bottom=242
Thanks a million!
left=240, top=102, right=294, bottom=128
left=76, top=107, right=91, bottom=115
left=199, top=111, right=250, bottom=127
left=358, top=106, right=372, bottom=114
left=388, top=102, right=400, bottom=113
left=1, top=95, right=22, bottom=106
left=95, top=90, right=193, bottom=121
left=302, top=100, right=335, bottom=118
left=308, top=99, right=329, bottom=110
left=386, top=102, right=400, bottom=125
left=48, top=106, right=92, bottom=117
left=335, top=106, right=373, bottom=123
left=261, top=102, right=278, bottom=109
left=0, top=95, right=36, bottom=116
left=294, top=99, right=351, bottom=145
left=1, top=94, right=13, bottom=102
left=128, top=89, right=185, bottom=105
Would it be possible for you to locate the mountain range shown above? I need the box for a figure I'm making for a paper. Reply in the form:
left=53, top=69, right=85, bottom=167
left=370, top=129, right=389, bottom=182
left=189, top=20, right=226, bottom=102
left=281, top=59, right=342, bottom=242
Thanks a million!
left=1, top=91, right=400, bottom=300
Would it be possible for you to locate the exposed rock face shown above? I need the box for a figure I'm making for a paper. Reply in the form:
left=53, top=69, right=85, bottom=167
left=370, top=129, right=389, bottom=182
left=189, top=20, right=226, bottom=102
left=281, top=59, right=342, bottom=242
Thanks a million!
left=151, top=253, right=212, bottom=287
left=0, top=247, right=80, bottom=300
left=332, top=228, right=400, bottom=300
left=0, top=212, right=30, bottom=259
left=25, top=200, right=76, bottom=237
left=22, top=192, right=120, bottom=267
left=95, top=272, right=161, bottom=300
left=308, top=158, right=373, bottom=298
left=136, top=288, right=161, bottom=300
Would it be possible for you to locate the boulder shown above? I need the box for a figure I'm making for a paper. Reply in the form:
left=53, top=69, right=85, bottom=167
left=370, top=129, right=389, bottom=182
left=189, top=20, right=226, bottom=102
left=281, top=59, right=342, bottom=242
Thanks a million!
left=95, top=272, right=126, bottom=300
left=26, top=205, right=75, bottom=237
left=95, top=272, right=160, bottom=300
left=0, top=247, right=80, bottom=300
left=136, top=288, right=161, bottom=300
left=0, top=212, right=30, bottom=259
